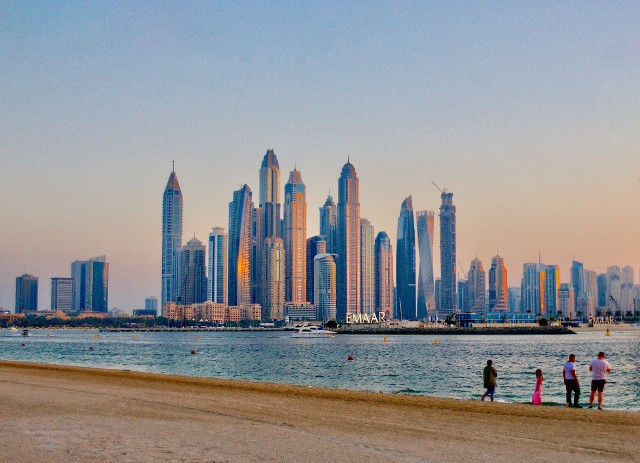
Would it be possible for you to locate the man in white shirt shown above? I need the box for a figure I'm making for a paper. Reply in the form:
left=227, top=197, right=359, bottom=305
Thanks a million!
left=588, top=351, right=611, bottom=410
left=562, top=354, right=581, bottom=408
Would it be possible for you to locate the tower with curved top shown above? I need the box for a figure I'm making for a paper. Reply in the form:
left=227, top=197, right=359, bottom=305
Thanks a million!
left=337, top=160, right=360, bottom=321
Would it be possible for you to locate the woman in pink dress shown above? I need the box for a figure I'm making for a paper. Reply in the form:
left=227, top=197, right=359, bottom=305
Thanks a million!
left=532, top=369, right=544, bottom=405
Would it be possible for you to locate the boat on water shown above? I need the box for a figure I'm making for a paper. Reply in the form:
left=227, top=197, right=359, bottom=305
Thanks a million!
left=9, top=326, right=18, bottom=332
left=21, top=329, right=30, bottom=336
left=291, top=323, right=336, bottom=338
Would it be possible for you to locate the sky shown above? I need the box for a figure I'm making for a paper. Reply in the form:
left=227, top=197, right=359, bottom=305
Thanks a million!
left=1, top=2, right=639, bottom=312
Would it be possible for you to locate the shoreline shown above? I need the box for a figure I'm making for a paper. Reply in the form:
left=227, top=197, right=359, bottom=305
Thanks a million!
left=2, top=360, right=639, bottom=462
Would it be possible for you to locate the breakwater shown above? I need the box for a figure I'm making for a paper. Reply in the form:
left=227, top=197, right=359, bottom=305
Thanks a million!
left=337, top=326, right=575, bottom=335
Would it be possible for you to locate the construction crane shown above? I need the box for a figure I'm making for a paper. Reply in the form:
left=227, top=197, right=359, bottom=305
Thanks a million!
left=431, top=181, right=446, bottom=194
left=458, top=260, right=467, bottom=280
left=609, top=295, right=622, bottom=319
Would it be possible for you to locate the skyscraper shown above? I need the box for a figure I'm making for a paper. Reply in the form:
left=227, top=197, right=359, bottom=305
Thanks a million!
left=306, top=236, right=326, bottom=304
left=558, top=283, right=575, bottom=319
left=176, top=236, right=207, bottom=305
left=145, top=297, right=158, bottom=315
left=374, top=231, right=394, bottom=319
left=467, top=258, right=486, bottom=313
left=71, top=256, right=109, bottom=312
left=162, top=164, right=183, bottom=306
left=314, top=253, right=337, bottom=322
left=439, top=192, right=456, bottom=314
left=51, top=277, right=72, bottom=312
left=319, top=194, right=338, bottom=255
left=396, top=196, right=416, bottom=320
left=521, top=263, right=545, bottom=315
left=15, top=274, right=38, bottom=313
left=606, top=265, right=622, bottom=313
left=488, top=255, right=508, bottom=311
left=544, top=265, right=560, bottom=317
left=360, top=218, right=375, bottom=316
left=416, top=210, right=435, bottom=319
left=263, top=237, right=285, bottom=320
left=284, top=168, right=307, bottom=304
left=570, top=260, right=585, bottom=312
left=597, top=273, right=607, bottom=310
left=208, top=227, right=228, bottom=304
left=337, top=160, right=360, bottom=321
left=621, top=265, right=634, bottom=314
left=228, top=184, right=253, bottom=306
left=457, top=280, right=469, bottom=312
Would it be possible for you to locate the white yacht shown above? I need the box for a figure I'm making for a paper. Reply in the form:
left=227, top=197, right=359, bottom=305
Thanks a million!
left=291, top=323, right=336, bottom=338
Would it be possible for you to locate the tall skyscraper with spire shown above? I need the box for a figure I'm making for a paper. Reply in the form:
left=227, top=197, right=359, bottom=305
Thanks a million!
left=396, top=196, right=416, bottom=320
left=416, top=210, right=435, bottom=319
left=360, top=218, right=375, bottom=316
left=439, top=191, right=457, bottom=314
left=374, top=231, right=394, bottom=319
left=337, top=159, right=360, bottom=321
left=228, top=184, right=253, bottom=306
left=162, top=163, right=183, bottom=306
left=256, top=150, right=282, bottom=311
left=320, top=193, right=337, bottom=254
left=284, top=168, right=307, bottom=303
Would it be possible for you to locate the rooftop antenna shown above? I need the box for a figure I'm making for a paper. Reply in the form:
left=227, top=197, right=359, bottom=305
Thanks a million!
left=172, top=160, right=175, bottom=172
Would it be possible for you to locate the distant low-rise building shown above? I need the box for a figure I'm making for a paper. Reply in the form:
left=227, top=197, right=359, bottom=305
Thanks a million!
left=162, top=302, right=261, bottom=324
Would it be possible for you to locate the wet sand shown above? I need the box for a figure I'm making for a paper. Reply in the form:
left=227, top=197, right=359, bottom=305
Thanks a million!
left=1, top=360, right=638, bottom=463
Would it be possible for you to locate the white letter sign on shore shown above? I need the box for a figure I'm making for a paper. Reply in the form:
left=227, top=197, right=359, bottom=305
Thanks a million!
left=346, top=312, right=386, bottom=324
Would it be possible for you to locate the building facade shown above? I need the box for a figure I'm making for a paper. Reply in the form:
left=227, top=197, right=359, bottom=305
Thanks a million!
left=314, top=253, right=337, bottom=322
left=228, top=184, right=253, bottom=306
left=208, top=227, right=228, bottom=304
left=263, top=237, right=285, bottom=320
left=71, top=256, right=109, bottom=312
left=162, top=165, right=183, bottom=306
left=176, top=237, right=207, bottom=305
left=284, top=169, right=307, bottom=304
left=336, top=160, right=361, bottom=321
left=306, top=236, right=326, bottom=304
left=360, top=218, right=375, bottom=316
left=51, top=277, right=72, bottom=312
left=319, top=194, right=338, bottom=255
left=374, top=231, right=394, bottom=320
left=544, top=265, right=560, bottom=317
left=467, top=258, right=486, bottom=313
left=488, top=255, right=508, bottom=311
left=558, top=283, right=575, bottom=319
left=15, top=274, right=38, bottom=313
left=439, top=192, right=456, bottom=314
left=396, top=196, right=416, bottom=320
left=416, top=210, right=435, bottom=319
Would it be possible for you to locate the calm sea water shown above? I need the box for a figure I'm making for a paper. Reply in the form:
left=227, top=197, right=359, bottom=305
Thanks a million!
left=1, top=329, right=638, bottom=411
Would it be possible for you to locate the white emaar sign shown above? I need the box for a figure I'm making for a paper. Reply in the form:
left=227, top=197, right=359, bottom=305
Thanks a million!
left=346, top=312, right=387, bottom=324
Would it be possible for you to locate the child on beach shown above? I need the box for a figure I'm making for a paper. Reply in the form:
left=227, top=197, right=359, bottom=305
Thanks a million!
left=531, top=369, right=543, bottom=405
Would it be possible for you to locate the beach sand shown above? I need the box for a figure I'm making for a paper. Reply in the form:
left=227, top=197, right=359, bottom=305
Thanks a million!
left=1, top=360, right=638, bottom=463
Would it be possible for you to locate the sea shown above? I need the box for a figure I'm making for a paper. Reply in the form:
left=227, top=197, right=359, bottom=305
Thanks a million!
left=1, top=329, right=638, bottom=411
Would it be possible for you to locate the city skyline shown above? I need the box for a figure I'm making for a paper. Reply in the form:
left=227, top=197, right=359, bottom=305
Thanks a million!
left=2, top=3, right=640, bottom=311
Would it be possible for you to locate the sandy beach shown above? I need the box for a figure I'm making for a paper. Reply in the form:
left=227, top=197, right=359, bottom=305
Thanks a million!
left=1, top=360, right=638, bottom=463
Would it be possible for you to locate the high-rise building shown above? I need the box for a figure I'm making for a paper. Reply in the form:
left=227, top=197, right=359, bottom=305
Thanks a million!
left=319, top=194, right=338, bottom=255
left=606, top=265, right=622, bottom=312
left=71, top=256, right=109, bottom=312
left=162, top=164, right=183, bottom=306
left=521, top=263, right=545, bottom=315
left=337, top=160, right=361, bottom=321
left=544, top=265, right=560, bottom=317
left=228, top=184, right=253, bottom=306
left=374, top=231, right=394, bottom=320
left=416, top=210, right=435, bottom=318
left=457, top=280, right=469, bottom=312
left=508, top=287, right=521, bottom=313
left=467, top=258, right=486, bottom=313
left=314, top=253, right=337, bottom=322
left=488, top=255, right=508, bottom=311
left=263, top=237, right=285, bottom=320
left=396, top=196, right=416, bottom=320
left=439, top=192, right=456, bottom=314
left=145, top=297, right=158, bottom=315
left=208, top=227, right=228, bottom=304
left=306, top=236, right=326, bottom=304
left=284, top=169, right=307, bottom=304
left=434, top=279, right=442, bottom=314
left=360, top=218, right=375, bottom=316
left=558, top=283, right=575, bottom=319
left=15, top=274, right=38, bottom=313
left=176, top=236, right=207, bottom=305
left=51, top=277, right=72, bottom=312
left=621, top=265, right=635, bottom=314
left=597, top=273, right=607, bottom=310
left=570, top=260, right=585, bottom=312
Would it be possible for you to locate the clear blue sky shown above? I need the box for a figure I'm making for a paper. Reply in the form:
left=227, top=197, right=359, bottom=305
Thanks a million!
left=1, top=2, right=639, bottom=311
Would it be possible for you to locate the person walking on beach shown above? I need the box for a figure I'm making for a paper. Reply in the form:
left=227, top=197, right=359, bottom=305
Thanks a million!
left=588, top=352, right=611, bottom=410
left=563, top=354, right=581, bottom=408
left=481, top=360, right=497, bottom=402
left=531, top=369, right=544, bottom=405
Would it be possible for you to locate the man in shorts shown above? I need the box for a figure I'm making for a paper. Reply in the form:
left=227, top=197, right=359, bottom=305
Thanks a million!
left=588, top=351, right=611, bottom=410
left=481, top=359, right=497, bottom=402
